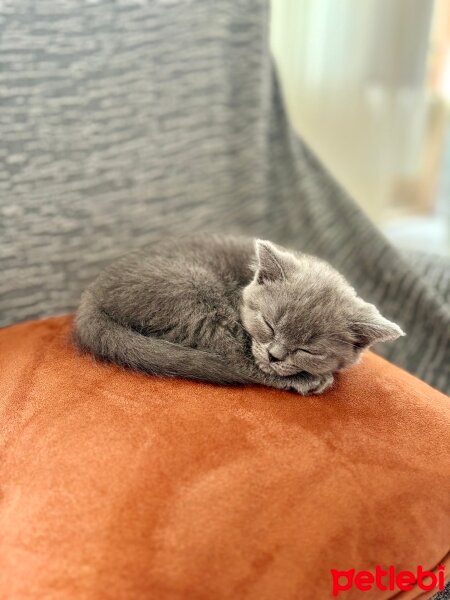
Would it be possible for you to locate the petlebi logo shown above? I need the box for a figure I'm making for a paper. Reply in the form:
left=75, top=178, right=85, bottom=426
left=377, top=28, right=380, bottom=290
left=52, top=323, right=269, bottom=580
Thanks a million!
left=331, top=564, right=446, bottom=596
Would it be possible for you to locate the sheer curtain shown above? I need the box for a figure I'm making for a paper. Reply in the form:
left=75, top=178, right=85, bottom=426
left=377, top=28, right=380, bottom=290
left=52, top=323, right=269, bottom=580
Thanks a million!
left=270, top=0, right=436, bottom=225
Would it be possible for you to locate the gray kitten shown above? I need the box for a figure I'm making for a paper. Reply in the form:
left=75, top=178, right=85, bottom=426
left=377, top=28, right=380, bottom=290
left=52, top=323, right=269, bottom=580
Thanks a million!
left=74, top=235, right=404, bottom=395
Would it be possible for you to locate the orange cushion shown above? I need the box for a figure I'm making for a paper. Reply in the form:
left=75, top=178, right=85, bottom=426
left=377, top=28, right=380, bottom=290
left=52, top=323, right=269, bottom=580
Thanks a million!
left=0, top=315, right=449, bottom=600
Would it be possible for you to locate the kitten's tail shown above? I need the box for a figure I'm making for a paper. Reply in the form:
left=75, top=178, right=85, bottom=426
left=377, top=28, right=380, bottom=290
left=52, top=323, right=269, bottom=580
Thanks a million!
left=73, top=294, right=253, bottom=386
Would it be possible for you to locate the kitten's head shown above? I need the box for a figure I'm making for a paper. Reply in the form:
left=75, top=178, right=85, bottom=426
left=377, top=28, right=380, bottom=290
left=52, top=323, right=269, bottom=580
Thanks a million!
left=241, top=240, right=404, bottom=377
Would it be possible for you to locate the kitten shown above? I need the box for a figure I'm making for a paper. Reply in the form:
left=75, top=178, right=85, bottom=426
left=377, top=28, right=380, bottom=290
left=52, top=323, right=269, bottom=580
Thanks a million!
left=74, top=235, right=404, bottom=395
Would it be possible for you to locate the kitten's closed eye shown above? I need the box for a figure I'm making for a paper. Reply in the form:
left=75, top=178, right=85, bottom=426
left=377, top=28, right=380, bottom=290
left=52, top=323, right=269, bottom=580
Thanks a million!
left=262, top=317, right=274, bottom=334
left=296, top=347, right=316, bottom=355
left=295, top=348, right=327, bottom=360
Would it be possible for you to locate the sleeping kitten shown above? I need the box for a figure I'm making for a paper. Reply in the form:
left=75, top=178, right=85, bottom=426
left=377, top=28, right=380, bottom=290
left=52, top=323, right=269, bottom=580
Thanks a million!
left=74, top=235, right=404, bottom=395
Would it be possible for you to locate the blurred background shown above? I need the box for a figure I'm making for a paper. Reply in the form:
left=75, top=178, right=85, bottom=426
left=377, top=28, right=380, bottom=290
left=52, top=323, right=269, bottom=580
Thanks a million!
left=271, top=0, right=450, bottom=256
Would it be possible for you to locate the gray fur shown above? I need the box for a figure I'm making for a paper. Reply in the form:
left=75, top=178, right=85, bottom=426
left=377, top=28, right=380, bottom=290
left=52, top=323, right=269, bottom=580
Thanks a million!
left=74, top=235, right=404, bottom=395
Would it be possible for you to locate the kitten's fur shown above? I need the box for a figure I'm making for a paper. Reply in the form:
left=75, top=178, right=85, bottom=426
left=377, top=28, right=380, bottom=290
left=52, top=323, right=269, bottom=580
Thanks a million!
left=74, top=235, right=404, bottom=395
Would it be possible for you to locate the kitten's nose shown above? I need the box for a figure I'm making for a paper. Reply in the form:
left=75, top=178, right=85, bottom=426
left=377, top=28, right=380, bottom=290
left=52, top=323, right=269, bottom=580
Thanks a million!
left=268, top=351, right=281, bottom=363
left=268, top=344, right=287, bottom=362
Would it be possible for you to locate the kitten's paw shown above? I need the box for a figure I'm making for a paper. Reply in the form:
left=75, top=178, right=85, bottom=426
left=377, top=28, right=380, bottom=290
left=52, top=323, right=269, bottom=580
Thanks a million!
left=308, top=372, right=334, bottom=395
left=288, top=372, right=334, bottom=395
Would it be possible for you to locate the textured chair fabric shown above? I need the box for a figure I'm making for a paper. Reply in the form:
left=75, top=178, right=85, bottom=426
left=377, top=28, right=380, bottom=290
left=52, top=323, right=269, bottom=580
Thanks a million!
left=0, top=0, right=449, bottom=393
left=0, top=315, right=449, bottom=600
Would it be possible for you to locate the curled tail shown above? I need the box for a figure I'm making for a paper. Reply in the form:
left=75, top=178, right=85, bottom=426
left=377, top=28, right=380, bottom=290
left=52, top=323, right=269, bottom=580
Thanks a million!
left=73, top=292, right=252, bottom=386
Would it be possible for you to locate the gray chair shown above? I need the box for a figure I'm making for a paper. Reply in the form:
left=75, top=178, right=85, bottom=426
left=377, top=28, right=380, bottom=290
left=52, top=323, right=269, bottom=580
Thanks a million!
left=1, top=0, right=449, bottom=394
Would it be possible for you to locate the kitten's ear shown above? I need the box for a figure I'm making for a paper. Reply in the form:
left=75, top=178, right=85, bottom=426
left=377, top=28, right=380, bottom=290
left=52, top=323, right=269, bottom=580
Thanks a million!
left=254, top=240, right=293, bottom=284
left=351, top=303, right=405, bottom=348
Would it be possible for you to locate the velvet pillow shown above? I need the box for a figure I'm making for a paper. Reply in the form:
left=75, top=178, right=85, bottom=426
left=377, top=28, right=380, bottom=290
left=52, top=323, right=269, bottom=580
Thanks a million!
left=0, top=315, right=449, bottom=600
